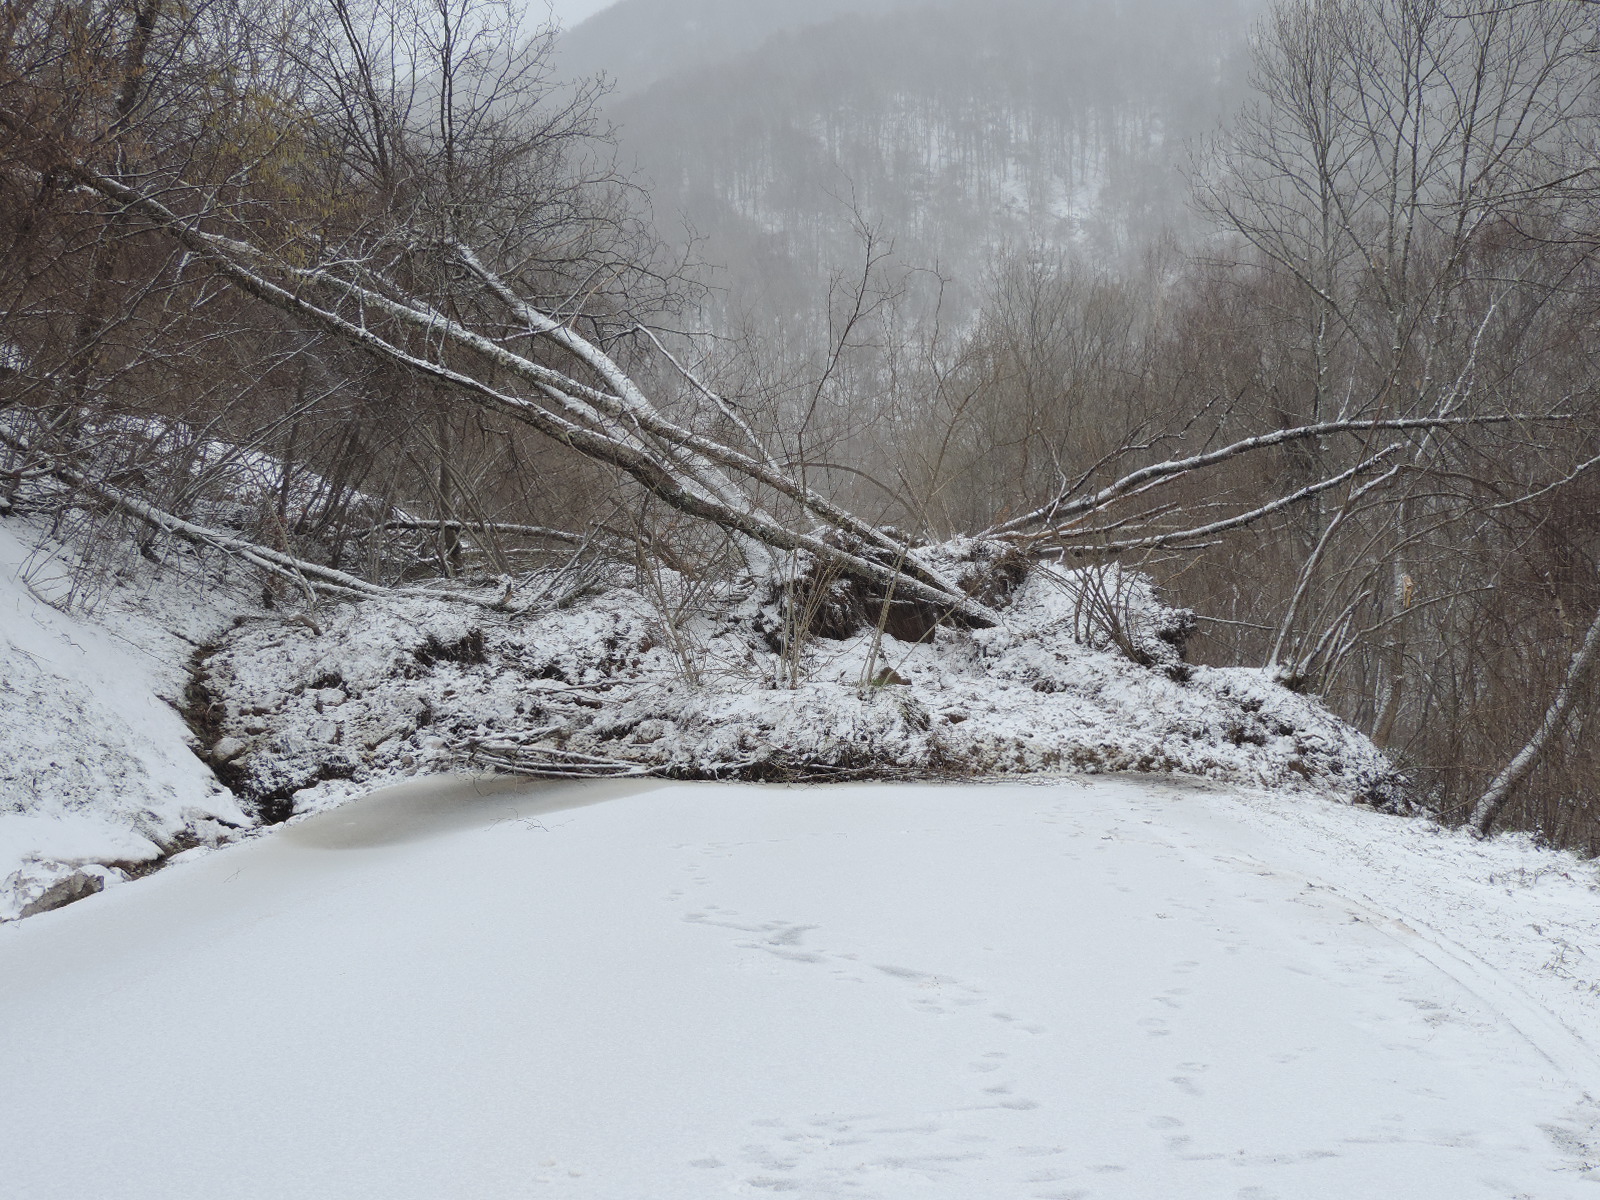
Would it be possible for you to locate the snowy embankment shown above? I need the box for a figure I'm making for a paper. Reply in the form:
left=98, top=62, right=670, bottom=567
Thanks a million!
left=0, top=522, right=252, bottom=919
left=0, top=778, right=1596, bottom=1198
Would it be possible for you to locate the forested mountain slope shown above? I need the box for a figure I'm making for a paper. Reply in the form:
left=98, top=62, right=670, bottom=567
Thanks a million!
left=586, top=0, right=1256, bottom=325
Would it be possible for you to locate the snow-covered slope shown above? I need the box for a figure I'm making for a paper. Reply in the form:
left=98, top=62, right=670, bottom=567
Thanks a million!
left=0, top=778, right=1595, bottom=1197
left=0, top=520, right=256, bottom=920
left=558, top=0, right=912, bottom=97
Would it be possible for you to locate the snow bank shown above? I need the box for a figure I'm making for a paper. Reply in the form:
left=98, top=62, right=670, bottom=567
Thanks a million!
left=1221, top=785, right=1600, bottom=1074
left=198, top=544, right=1402, bottom=819
left=0, top=520, right=255, bottom=920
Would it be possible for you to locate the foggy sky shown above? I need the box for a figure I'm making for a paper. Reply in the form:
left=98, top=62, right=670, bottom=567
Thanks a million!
left=543, top=0, right=616, bottom=27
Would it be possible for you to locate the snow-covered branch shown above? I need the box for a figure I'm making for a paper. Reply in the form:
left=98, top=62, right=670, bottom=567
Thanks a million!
left=1471, top=601, right=1600, bottom=837
left=32, top=147, right=996, bottom=625
left=0, top=428, right=503, bottom=606
left=1040, top=452, right=1401, bottom=556
left=985, top=415, right=1562, bottom=540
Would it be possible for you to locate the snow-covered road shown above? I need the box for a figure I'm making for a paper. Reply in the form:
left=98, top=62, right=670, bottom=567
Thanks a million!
left=1, top=778, right=1596, bottom=1198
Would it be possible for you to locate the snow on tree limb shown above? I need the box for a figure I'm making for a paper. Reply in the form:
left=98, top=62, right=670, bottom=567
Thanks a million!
left=0, top=428, right=502, bottom=606
left=984, top=415, right=1568, bottom=540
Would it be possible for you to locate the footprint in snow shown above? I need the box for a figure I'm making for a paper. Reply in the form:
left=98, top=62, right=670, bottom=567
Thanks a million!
left=1024, top=1168, right=1071, bottom=1183
left=745, top=1177, right=800, bottom=1192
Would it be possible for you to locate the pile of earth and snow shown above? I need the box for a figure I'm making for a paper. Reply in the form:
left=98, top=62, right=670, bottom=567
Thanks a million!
left=198, top=541, right=1400, bottom=817
left=2, top=513, right=1402, bottom=921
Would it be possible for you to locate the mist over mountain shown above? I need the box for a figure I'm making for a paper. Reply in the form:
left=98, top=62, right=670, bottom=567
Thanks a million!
left=558, top=0, right=915, bottom=99
left=568, top=0, right=1257, bottom=335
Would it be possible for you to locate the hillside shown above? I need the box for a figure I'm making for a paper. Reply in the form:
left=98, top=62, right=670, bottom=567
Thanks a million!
left=581, top=0, right=1257, bottom=330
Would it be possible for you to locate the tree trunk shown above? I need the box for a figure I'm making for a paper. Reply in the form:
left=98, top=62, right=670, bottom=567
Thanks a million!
left=1471, top=600, right=1600, bottom=838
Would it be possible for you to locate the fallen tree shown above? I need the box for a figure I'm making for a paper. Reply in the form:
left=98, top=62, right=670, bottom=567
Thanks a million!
left=1, top=108, right=1566, bottom=640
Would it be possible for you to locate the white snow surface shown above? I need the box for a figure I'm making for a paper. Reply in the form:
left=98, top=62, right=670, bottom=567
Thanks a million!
left=0, top=776, right=1596, bottom=1198
left=0, top=520, right=253, bottom=920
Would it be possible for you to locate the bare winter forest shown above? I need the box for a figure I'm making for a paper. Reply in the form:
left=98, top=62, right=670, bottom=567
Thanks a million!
left=5, top=0, right=1600, bottom=853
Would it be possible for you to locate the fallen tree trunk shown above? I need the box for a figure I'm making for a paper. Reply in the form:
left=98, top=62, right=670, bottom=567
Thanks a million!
left=33, top=151, right=995, bottom=626
left=0, top=427, right=501, bottom=607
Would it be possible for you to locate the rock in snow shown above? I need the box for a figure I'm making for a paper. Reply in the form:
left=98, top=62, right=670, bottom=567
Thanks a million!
left=11, top=861, right=128, bottom=918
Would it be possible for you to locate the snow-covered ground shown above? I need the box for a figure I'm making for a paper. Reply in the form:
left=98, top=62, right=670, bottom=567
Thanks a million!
left=0, top=521, right=254, bottom=919
left=7, top=506, right=1597, bottom=1198
left=1, top=777, right=1596, bottom=1199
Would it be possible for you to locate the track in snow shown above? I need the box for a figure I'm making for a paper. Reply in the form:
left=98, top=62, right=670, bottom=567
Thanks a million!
left=0, top=777, right=1596, bottom=1199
